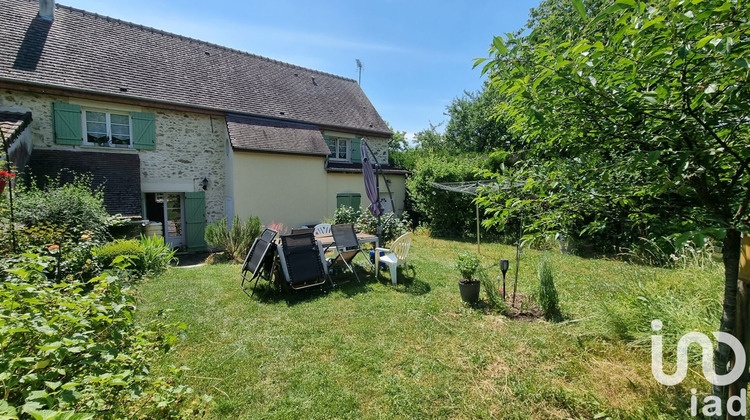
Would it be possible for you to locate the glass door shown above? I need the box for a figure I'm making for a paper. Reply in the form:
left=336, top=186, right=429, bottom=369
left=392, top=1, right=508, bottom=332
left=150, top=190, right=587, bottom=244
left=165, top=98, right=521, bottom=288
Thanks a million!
left=163, top=193, right=185, bottom=248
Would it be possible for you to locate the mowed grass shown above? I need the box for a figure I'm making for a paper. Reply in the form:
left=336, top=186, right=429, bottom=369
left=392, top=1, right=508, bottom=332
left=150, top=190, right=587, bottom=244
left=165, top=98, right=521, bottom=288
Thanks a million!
left=135, top=235, right=724, bottom=419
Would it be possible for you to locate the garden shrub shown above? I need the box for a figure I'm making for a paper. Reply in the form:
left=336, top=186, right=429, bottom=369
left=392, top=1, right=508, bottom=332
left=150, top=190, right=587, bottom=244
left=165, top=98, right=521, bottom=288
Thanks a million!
left=94, top=239, right=145, bottom=271
left=406, top=154, right=486, bottom=237
left=204, top=215, right=263, bottom=262
left=356, top=211, right=409, bottom=244
left=14, top=174, right=111, bottom=239
left=537, top=259, right=561, bottom=321
left=13, top=224, right=104, bottom=282
left=0, top=253, right=202, bottom=418
left=332, top=206, right=409, bottom=244
left=139, top=234, right=178, bottom=275
left=333, top=205, right=360, bottom=225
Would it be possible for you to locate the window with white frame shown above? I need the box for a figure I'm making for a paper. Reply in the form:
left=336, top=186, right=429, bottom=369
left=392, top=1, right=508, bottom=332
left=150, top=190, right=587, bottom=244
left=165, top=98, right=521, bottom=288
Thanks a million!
left=329, top=137, right=350, bottom=161
left=83, top=109, right=132, bottom=147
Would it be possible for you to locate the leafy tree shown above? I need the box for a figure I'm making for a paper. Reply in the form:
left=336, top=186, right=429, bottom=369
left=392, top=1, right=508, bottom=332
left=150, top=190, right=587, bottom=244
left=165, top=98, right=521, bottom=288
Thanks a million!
left=386, top=122, right=408, bottom=152
left=477, top=0, right=750, bottom=406
left=443, top=88, right=515, bottom=154
left=412, top=122, right=445, bottom=152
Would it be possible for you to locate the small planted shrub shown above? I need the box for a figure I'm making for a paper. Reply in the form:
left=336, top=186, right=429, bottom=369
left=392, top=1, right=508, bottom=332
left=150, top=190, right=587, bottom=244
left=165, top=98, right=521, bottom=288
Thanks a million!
left=455, top=251, right=480, bottom=281
left=538, top=259, right=561, bottom=321
left=204, top=215, right=263, bottom=262
left=140, top=234, right=178, bottom=275
left=456, top=251, right=481, bottom=304
left=94, top=239, right=145, bottom=271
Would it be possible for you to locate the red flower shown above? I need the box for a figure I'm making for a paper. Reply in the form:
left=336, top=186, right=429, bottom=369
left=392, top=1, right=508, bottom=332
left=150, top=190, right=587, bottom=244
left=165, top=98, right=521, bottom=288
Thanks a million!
left=0, top=170, right=15, bottom=178
left=48, top=244, right=60, bottom=251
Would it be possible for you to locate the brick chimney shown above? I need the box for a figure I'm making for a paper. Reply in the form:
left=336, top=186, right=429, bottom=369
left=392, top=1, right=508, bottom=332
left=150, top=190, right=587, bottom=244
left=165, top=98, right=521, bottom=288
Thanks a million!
left=38, top=0, right=54, bottom=21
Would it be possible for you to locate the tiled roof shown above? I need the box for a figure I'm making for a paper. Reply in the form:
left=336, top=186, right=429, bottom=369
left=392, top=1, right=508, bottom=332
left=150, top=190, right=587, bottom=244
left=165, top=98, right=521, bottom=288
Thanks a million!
left=0, top=0, right=391, bottom=136
left=0, top=111, right=32, bottom=144
left=227, top=115, right=331, bottom=156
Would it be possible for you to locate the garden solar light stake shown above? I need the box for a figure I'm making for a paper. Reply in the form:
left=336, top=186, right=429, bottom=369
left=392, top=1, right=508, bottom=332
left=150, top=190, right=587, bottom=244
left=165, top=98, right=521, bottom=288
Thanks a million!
left=500, top=259, right=509, bottom=301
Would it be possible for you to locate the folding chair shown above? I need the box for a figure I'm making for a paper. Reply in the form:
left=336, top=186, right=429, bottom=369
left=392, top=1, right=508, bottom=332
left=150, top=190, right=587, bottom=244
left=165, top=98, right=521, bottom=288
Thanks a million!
left=329, top=223, right=374, bottom=283
left=240, top=228, right=278, bottom=297
left=277, top=231, right=332, bottom=290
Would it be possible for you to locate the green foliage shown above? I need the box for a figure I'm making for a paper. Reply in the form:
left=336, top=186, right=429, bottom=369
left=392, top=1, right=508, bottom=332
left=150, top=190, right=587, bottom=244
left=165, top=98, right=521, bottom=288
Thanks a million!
left=13, top=224, right=103, bottom=282
left=94, top=239, right=145, bottom=271
left=204, top=215, right=263, bottom=262
left=626, top=236, right=717, bottom=269
left=476, top=0, right=750, bottom=260
left=455, top=251, right=480, bottom=281
left=386, top=122, right=408, bottom=152
left=332, top=206, right=409, bottom=244
left=406, top=154, right=485, bottom=237
left=0, top=253, right=199, bottom=418
left=14, top=175, right=111, bottom=239
left=537, top=259, right=560, bottom=321
left=477, top=265, right=509, bottom=315
left=139, top=235, right=178, bottom=276
left=411, top=123, right=444, bottom=152
left=356, top=211, right=409, bottom=244
left=333, top=205, right=361, bottom=225
left=443, top=88, right=514, bottom=154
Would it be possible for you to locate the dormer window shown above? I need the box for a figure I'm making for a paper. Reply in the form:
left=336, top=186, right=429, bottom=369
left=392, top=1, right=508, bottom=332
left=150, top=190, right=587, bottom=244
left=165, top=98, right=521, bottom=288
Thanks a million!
left=83, top=109, right=132, bottom=147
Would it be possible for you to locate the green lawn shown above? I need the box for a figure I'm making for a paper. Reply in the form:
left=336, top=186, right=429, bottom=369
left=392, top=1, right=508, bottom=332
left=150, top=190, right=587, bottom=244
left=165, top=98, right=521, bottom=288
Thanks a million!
left=135, top=235, right=723, bottom=419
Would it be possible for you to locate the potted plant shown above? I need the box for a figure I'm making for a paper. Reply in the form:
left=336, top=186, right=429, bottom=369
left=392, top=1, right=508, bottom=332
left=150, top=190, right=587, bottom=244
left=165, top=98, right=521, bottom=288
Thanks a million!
left=456, top=251, right=481, bottom=303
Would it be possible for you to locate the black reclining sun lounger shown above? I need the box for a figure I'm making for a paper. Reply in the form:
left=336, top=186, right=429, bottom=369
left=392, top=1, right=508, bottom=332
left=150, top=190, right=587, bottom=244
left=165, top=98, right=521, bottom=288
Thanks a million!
left=240, top=228, right=278, bottom=297
left=277, top=231, right=332, bottom=291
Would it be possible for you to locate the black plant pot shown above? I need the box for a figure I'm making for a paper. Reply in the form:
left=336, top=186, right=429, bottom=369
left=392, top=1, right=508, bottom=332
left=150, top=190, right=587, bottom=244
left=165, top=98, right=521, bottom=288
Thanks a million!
left=458, top=279, right=481, bottom=303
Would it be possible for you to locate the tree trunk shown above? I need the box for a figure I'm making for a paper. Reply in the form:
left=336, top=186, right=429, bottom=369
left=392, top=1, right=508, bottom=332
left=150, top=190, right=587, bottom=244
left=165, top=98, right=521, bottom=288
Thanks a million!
left=713, top=229, right=742, bottom=418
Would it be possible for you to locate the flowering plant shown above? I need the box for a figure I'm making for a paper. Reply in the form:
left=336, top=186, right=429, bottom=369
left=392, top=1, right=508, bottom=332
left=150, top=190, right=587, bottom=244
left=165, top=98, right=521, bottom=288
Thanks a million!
left=0, top=169, right=14, bottom=194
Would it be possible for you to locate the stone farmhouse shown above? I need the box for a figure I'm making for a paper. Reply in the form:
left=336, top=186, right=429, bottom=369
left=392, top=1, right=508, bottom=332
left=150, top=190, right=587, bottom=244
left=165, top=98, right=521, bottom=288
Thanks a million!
left=0, top=0, right=406, bottom=251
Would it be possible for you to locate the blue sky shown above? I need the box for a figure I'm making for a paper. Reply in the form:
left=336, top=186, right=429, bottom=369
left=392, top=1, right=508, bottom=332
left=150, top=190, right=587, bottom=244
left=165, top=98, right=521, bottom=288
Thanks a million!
left=60, top=0, right=541, bottom=140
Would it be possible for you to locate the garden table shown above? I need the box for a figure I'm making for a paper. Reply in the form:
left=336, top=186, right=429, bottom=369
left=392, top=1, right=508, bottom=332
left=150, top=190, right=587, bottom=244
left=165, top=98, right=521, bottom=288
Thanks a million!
left=314, top=232, right=379, bottom=251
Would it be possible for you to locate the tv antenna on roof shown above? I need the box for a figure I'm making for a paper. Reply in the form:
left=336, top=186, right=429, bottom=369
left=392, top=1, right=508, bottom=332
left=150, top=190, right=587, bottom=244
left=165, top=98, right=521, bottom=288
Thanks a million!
left=356, top=59, right=363, bottom=85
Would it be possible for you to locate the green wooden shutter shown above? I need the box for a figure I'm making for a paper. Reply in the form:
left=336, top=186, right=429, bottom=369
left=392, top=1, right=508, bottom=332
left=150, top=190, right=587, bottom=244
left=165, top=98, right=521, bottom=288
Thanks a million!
left=324, top=134, right=334, bottom=155
left=336, top=192, right=361, bottom=210
left=132, top=112, right=156, bottom=150
left=53, top=102, right=82, bottom=145
left=185, top=192, right=207, bottom=251
left=350, top=138, right=362, bottom=163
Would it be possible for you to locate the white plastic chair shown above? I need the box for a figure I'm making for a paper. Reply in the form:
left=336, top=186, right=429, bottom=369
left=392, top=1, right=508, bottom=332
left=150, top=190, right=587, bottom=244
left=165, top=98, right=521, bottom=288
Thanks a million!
left=375, top=232, right=413, bottom=285
left=313, top=223, right=332, bottom=236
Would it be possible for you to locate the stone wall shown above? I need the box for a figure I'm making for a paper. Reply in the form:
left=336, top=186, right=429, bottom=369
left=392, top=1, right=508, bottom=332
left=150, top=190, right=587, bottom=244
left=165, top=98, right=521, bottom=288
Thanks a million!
left=363, top=136, right=389, bottom=164
left=0, top=88, right=229, bottom=224
left=141, top=110, right=228, bottom=223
